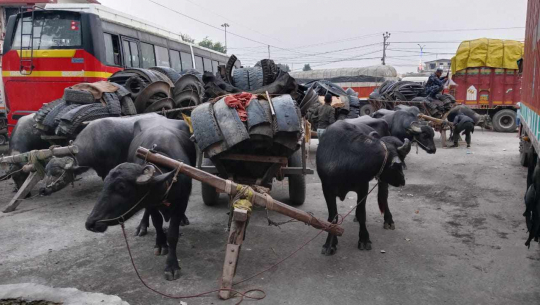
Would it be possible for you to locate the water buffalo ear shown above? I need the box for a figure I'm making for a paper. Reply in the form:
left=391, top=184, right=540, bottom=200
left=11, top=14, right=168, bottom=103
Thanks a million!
left=407, top=121, right=422, bottom=134
left=64, top=157, right=75, bottom=170
left=397, top=138, right=412, bottom=157
left=136, top=165, right=156, bottom=185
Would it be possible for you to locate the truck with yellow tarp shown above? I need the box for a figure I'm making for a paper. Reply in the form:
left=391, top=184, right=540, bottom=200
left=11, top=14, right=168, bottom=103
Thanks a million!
left=449, top=38, right=523, bottom=132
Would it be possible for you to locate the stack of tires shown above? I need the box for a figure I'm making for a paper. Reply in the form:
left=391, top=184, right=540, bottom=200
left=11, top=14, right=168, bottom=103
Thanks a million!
left=231, top=59, right=278, bottom=91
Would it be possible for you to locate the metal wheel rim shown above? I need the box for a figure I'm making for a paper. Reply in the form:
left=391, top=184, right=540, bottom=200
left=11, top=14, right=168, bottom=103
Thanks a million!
left=499, top=115, right=514, bottom=128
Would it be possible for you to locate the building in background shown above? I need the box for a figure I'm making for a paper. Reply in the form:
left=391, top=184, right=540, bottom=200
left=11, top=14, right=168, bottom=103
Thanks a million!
left=423, top=59, right=451, bottom=72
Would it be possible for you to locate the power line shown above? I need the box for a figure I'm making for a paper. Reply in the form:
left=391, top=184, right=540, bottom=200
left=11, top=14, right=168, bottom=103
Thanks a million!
left=180, top=0, right=286, bottom=43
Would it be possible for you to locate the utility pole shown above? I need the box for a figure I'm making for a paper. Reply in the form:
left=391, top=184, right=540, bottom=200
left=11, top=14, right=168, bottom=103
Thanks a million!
left=382, top=32, right=391, bottom=65
left=221, top=23, right=229, bottom=52
left=418, top=44, right=425, bottom=72
left=268, top=45, right=271, bottom=59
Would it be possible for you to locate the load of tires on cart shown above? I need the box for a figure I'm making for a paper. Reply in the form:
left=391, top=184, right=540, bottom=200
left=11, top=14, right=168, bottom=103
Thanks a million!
left=2, top=55, right=321, bottom=211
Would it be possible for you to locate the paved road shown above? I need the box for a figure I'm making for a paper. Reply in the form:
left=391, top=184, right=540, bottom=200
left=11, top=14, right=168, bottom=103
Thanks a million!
left=0, top=129, right=538, bottom=304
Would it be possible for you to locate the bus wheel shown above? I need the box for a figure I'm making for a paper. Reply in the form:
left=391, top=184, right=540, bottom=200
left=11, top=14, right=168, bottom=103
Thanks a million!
left=492, top=109, right=517, bottom=132
left=359, top=104, right=375, bottom=116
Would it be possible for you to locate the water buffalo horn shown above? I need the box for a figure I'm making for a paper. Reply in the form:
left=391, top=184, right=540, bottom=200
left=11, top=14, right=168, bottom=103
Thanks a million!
left=408, top=121, right=422, bottom=134
left=136, top=165, right=156, bottom=185
left=397, top=138, right=412, bottom=156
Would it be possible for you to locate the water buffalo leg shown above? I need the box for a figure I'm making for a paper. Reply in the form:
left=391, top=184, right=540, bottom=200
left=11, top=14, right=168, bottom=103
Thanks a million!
left=321, top=184, right=338, bottom=255
left=135, top=209, right=150, bottom=237
left=378, top=182, right=395, bottom=230
left=150, top=209, right=168, bottom=256
left=164, top=215, right=182, bottom=281
left=356, top=182, right=372, bottom=250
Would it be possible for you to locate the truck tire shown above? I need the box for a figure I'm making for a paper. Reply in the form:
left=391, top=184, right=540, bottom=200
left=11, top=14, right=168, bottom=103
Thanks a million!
left=0, top=134, right=7, bottom=145
left=287, top=149, right=306, bottom=206
left=232, top=68, right=250, bottom=90
left=359, top=104, right=375, bottom=116
left=247, top=67, right=264, bottom=90
left=201, top=158, right=220, bottom=206
left=149, top=66, right=181, bottom=83
left=492, top=109, right=517, bottom=132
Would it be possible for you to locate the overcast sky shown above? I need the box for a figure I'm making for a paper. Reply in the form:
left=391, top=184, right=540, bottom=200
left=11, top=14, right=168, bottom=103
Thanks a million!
left=99, top=0, right=527, bottom=73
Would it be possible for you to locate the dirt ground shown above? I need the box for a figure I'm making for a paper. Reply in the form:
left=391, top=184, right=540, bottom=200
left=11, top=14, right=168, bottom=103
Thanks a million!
left=0, top=129, right=539, bottom=305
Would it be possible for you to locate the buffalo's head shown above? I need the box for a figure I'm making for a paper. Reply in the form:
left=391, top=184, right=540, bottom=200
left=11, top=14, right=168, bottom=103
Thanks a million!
left=85, top=163, right=174, bottom=233
left=407, top=121, right=436, bottom=154
left=379, top=137, right=412, bottom=187
left=40, top=157, right=77, bottom=195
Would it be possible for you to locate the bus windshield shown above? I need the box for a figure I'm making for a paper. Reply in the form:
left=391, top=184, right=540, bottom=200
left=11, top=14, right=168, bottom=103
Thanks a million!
left=12, top=12, right=82, bottom=50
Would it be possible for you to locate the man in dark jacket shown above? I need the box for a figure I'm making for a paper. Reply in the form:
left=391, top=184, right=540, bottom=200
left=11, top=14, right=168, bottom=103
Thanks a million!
left=450, top=113, right=475, bottom=148
left=425, top=68, right=448, bottom=98
left=317, top=93, right=336, bottom=138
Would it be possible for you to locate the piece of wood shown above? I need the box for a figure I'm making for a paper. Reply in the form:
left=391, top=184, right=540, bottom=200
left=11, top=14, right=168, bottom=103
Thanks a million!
left=441, top=129, right=447, bottom=148
left=266, top=91, right=276, bottom=116
left=136, top=147, right=344, bottom=236
left=418, top=113, right=453, bottom=127
left=3, top=171, right=43, bottom=213
left=220, top=154, right=288, bottom=165
left=219, top=208, right=248, bottom=299
left=0, top=145, right=79, bottom=164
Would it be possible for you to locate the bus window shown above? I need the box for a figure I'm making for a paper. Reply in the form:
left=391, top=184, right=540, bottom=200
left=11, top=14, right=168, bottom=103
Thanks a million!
left=203, top=58, right=212, bottom=72
left=122, top=39, right=140, bottom=68
left=181, top=52, right=193, bottom=70
left=141, top=42, right=156, bottom=68
left=194, top=56, right=204, bottom=73
left=12, top=12, right=82, bottom=49
left=155, top=45, right=170, bottom=67
left=170, top=50, right=182, bottom=71
left=104, top=33, right=121, bottom=66
left=212, top=60, right=219, bottom=73
left=129, top=41, right=140, bottom=67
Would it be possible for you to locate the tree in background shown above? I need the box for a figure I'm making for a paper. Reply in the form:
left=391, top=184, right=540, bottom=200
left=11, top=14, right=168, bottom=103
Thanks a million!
left=198, top=37, right=227, bottom=54
left=277, top=63, right=290, bottom=72
left=180, top=34, right=195, bottom=44
left=303, top=64, right=312, bottom=71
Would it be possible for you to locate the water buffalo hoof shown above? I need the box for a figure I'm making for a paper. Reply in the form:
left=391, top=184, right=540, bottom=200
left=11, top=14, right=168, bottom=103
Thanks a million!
left=383, top=222, right=396, bottom=230
left=358, top=241, right=372, bottom=251
left=353, top=216, right=358, bottom=222
left=321, top=245, right=337, bottom=256
left=154, top=245, right=168, bottom=256
left=180, top=215, right=190, bottom=226
left=135, top=225, right=148, bottom=237
left=164, top=268, right=181, bottom=281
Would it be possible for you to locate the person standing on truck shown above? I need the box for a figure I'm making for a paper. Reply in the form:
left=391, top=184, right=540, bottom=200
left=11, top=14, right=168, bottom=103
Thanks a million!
left=425, top=68, right=449, bottom=98
left=317, top=93, right=336, bottom=139
left=450, top=113, right=475, bottom=148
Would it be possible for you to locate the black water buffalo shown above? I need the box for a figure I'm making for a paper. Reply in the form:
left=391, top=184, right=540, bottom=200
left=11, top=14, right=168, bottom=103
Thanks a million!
left=41, top=114, right=190, bottom=235
left=346, top=116, right=391, bottom=138
left=395, top=105, right=421, bottom=116
left=5, top=114, right=50, bottom=190
left=85, top=123, right=196, bottom=280
left=317, top=120, right=411, bottom=255
left=374, top=110, right=436, bottom=154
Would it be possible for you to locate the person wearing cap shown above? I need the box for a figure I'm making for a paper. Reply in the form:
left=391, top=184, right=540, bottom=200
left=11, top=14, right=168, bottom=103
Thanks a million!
left=316, top=93, right=336, bottom=139
left=450, top=113, right=475, bottom=148
left=425, top=67, right=449, bottom=98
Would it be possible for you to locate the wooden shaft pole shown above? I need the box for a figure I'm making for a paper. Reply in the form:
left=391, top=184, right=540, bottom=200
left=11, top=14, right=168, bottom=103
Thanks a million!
left=136, top=147, right=344, bottom=236
left=418, top=113, right=453, bottom=127
left=0, top=145, right=79, bottom=164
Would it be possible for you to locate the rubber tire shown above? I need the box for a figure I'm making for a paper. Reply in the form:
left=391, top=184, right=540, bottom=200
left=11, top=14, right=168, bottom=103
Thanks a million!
left=247, top=67, right=264, bottom=90
left=492, top=109, right=517, bottom=132
left=287, top=149, right=306, bottom=206
left=201, top=158, right=220, bottom=206
left=0, top=134, right=7, bottom=145
left=149, top=66, right=181, bottom=83
left=232, top=68, right=250, bottom=91
left=359, top=104, right=375, bottom=116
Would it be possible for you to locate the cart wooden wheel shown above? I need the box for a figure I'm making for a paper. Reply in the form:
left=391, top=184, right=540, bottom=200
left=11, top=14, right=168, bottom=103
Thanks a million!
left=287, top=149, right=306, bottom=206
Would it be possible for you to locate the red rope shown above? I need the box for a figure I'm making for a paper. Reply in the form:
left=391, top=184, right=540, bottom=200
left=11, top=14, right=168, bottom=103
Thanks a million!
left=120, top=182, right=379, bottom=303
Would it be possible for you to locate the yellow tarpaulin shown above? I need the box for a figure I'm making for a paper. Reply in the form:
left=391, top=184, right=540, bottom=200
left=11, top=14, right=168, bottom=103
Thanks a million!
left=451, top=38, right=524, bottom=74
